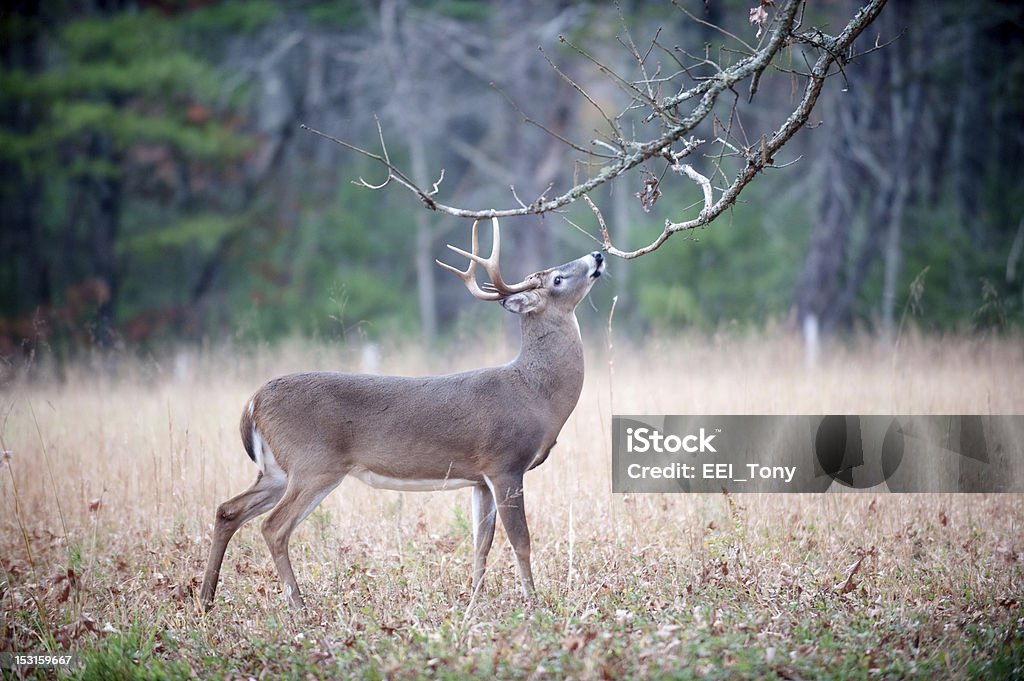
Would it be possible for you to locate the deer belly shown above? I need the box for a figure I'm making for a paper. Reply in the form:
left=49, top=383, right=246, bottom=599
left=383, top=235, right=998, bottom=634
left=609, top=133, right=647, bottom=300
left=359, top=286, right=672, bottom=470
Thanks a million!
left=348, top=465, right=476, bottom=492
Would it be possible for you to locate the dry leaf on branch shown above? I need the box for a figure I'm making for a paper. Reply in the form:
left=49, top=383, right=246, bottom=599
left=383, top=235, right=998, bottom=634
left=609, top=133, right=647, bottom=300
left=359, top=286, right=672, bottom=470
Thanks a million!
left=749, top=0, right=775, bottom=38
left=635, top=177, right=662, bottom=213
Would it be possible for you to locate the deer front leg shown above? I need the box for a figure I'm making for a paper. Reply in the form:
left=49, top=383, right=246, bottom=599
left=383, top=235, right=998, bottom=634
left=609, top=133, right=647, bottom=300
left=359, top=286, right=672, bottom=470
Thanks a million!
left=487, top=474, right=535, bottom=600
left=471, top=482, right=497, bottom=594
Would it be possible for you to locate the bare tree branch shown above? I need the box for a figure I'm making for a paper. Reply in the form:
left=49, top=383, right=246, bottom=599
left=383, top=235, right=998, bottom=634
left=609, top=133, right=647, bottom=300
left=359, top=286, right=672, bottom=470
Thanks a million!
left=302, top=0, right=887, bottom=259
left=490, top=81, right=605, bottom=158
left=538, top=46, right=622, bottom=144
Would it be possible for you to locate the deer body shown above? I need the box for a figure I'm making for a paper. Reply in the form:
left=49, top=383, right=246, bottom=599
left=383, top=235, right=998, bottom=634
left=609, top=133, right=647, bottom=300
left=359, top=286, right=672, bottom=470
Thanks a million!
left=200, top=219, right=603, bottom=609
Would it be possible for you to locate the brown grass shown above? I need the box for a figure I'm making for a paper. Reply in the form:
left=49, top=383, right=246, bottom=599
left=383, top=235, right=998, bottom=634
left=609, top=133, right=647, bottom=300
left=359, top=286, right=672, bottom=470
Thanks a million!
left=1, top=333, right=1022, bottom=679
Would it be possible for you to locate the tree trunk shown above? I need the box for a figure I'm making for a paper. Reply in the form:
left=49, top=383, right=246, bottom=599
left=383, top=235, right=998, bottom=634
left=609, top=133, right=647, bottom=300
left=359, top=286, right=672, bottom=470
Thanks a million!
left=0, top=0, right=47, bottom=320
left=407, top=129, right=438, bottom=345
left=796, top=0, right=927, bottom=338
left=88, top=134, right=122, bottom=349
left=795, top=92, right=860, bottom=333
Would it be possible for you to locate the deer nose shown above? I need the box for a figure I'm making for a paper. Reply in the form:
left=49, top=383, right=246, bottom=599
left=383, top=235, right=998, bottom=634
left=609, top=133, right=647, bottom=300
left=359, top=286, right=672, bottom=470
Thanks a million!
left=592, top=251, right=603, bottom=262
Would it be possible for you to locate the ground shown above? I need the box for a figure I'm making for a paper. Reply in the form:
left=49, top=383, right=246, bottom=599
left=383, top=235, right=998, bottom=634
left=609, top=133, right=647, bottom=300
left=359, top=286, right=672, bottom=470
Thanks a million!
left=1, top=333, right=1022, bottom=679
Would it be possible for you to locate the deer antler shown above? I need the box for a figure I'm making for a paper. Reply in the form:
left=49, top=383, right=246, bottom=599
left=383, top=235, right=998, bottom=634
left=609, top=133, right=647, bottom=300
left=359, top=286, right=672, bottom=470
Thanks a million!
left=436, top=218, right=537, bottom=300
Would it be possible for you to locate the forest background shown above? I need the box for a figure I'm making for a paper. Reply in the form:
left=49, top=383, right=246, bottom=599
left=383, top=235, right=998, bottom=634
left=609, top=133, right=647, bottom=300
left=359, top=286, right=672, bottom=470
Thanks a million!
left=1, top=0, right=1022, bottom=369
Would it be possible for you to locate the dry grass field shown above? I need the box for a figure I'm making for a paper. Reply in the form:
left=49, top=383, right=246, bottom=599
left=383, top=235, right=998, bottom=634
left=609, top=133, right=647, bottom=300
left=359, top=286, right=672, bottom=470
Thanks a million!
left=1, top=333, right=1022, bottom=679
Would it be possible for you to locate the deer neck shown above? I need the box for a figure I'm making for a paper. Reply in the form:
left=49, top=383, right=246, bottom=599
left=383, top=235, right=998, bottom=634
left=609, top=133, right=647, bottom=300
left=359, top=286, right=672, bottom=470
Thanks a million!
left=510, top=312, right=585, bottom=404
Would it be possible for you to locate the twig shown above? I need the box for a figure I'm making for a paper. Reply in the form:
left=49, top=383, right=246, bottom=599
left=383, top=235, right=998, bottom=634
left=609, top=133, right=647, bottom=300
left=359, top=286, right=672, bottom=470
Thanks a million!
left=539, top=46, right=622, bottom=142
left=490, top=81, right=601, bottom=157
left=558, top=33, right=657, bottom=112
left=615, top=3, right=657, bottom=101
left=301, top=123, right=436, bottom=208
left=583, top=195, right=611, bottom=249
left=671, top=0, right=756, bottom=55
left=651, top=36, right=687, bottom=72
left=510, top=185, right=528, bottom=210
left=591, top=139, right=623, bottom=156
left=561, top=215, right=604, bottom=247
left=428, top=168, right=445, bottom=197
left=354, top=117, right=395, bottom=190
left=607, top=295, right=619, bottom=417
left=848, top=28, right=906, bottom=60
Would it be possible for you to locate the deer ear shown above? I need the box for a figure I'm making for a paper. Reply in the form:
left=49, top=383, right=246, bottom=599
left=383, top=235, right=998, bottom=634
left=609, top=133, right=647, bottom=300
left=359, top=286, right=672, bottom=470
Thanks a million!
left=501, top=291, right=542, bottom=315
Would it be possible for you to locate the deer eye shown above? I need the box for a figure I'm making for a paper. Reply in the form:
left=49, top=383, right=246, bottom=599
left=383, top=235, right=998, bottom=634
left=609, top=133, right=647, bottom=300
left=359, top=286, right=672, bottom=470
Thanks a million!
left=553, top=275, right=563, bottom=286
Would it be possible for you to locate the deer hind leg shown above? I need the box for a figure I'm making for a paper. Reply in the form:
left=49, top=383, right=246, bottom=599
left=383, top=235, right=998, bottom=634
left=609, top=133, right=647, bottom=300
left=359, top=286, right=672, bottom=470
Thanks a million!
left=486, top=474, right=535, bottom=600
left=260, top=472, right=341, bottom=609
left=200, top=471, right=286, bottom=610
left=471, top=482, right=497, bottom=594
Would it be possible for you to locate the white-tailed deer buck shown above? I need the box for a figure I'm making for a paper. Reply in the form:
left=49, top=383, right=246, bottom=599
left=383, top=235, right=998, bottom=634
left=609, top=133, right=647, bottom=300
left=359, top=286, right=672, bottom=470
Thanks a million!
left=199, top=219, right=605, bottom=609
